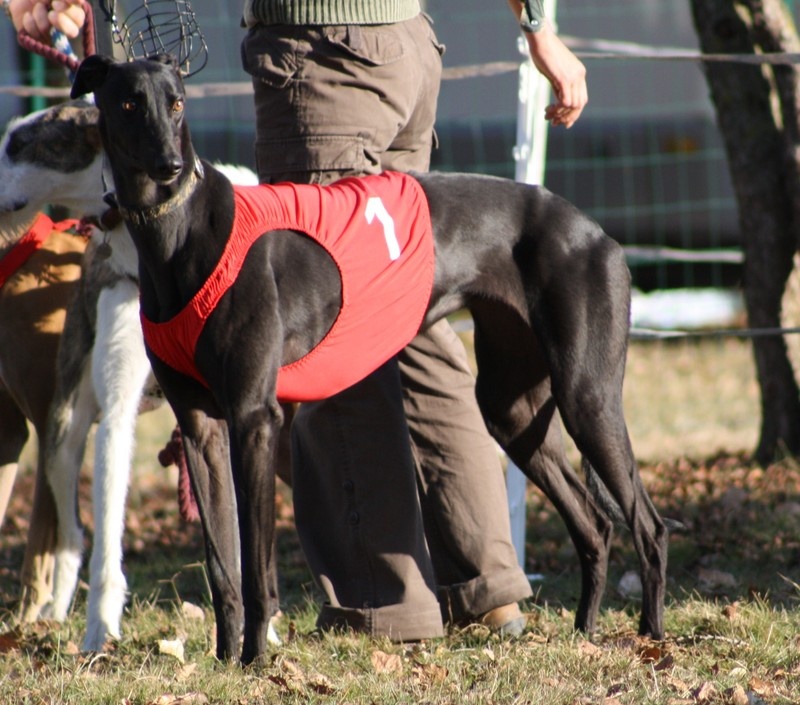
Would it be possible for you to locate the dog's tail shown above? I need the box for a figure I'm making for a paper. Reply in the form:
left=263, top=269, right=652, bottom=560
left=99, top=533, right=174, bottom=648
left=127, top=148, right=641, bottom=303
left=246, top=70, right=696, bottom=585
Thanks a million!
left=582, top=457, right=685, bottom=533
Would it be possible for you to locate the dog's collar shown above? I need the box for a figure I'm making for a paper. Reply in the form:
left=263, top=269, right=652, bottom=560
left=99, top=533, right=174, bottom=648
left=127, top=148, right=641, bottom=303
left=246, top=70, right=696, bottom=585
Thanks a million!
left=117, top=158, right=204, bottom=227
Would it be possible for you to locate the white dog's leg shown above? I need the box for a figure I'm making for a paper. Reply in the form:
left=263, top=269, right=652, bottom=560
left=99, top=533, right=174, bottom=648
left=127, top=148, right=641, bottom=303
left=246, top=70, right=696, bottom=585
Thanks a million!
left=48, top=368, right=98, bottom=621
left=83, top=280, right=150, bottom=651
left=0, top=462, right=16, bottom=528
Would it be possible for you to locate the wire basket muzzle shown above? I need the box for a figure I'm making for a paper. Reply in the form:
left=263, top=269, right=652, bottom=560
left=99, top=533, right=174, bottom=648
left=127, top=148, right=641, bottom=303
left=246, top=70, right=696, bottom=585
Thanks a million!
left=107, top=0, right=208, bottom=77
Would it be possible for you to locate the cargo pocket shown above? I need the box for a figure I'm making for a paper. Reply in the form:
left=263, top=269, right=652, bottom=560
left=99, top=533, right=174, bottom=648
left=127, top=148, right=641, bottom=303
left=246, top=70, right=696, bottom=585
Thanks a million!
left=241, top=30, right=298, bottom=88
left=255, top=133, right=374, bottom=182
left=321, top=25, right=405, bottom=67
left=420, top=13, right=446, bottom=58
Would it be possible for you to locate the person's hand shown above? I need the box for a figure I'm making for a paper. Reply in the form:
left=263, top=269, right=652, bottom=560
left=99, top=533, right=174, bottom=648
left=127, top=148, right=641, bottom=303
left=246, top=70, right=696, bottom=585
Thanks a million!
left=8, top=0, right=86, bottom=40
left=524, top=23, right=588, bottom=128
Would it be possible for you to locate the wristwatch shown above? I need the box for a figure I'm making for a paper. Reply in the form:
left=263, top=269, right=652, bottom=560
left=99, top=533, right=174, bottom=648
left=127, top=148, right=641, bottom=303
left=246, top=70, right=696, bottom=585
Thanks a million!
left=520, top=0, right=544, bottom=34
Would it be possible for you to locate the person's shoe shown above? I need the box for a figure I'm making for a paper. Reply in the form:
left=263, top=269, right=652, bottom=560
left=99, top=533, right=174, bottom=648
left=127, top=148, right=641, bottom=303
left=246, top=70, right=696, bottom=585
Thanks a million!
left=478, top=603, right=526, bottom=637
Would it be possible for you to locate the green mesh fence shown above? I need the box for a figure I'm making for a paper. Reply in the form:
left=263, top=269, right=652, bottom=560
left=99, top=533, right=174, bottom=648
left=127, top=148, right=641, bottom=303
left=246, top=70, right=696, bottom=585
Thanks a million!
left=2, top=0, right=792, bottom=290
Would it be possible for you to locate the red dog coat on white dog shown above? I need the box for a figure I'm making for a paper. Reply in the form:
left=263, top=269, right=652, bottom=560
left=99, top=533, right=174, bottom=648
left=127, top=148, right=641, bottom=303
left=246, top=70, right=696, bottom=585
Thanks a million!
left=141, top=171, right=435, bottom=402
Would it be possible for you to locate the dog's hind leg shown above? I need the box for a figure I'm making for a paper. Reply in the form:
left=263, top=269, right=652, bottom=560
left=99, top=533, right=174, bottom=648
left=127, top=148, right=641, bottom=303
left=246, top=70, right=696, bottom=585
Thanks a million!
left=470, top=303, right=614, bottom=633
left=83, top=280, right=150, bottom=650
left=3, top=393, right=58, bottom=623
left=535, top=240, right=667, bottom=639
left=18, top=455, right=60, bottom=622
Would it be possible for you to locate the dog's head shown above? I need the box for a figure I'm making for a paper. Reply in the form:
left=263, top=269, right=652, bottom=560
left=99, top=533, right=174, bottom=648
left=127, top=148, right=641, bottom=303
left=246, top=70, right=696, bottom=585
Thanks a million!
left=0, top=100, right=103, bottom=217
left=72, top=54, right=192, bottom=187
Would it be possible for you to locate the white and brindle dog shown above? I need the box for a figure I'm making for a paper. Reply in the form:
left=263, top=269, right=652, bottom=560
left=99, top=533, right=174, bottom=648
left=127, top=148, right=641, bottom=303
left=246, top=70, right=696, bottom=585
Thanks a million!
left=72, top=53, right=667, bottom=665
left=0, top=100, right=264, bottom=651
left=0, top=132, right=88, bottom=623
left=0, top=101, right=163, bottom=647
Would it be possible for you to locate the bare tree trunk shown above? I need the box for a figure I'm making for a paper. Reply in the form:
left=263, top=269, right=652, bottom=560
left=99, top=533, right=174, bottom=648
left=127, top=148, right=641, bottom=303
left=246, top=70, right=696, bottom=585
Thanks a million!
left=690, top=0, right=800, bottom=462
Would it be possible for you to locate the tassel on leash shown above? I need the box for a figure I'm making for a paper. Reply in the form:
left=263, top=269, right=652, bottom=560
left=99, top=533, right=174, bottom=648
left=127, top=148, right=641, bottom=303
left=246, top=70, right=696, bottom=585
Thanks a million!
left=50, top=28, right=78, bottom=82
left=157, top=425, right=200, bottom=523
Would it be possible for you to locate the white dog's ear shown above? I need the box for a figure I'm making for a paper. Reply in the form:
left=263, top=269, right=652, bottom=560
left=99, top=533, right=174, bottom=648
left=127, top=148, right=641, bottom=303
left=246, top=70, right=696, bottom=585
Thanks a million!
left=71, top=55, right=116, bottom=99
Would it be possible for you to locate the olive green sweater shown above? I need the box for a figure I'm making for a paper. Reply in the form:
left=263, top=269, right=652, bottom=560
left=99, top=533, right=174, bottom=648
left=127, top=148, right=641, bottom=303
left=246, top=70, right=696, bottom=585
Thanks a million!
left=242, top=1, right=545, bottom=32
left=243, top=0, right=422, bottom=27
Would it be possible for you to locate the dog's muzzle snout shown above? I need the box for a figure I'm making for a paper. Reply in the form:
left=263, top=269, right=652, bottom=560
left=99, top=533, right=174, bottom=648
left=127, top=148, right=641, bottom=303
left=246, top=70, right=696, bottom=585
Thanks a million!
left=152, top=156, right=184, bottom=183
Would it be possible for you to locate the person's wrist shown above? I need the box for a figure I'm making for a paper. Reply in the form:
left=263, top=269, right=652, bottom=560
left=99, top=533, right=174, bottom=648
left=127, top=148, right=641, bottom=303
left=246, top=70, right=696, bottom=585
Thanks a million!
left=524, top=20, right=554, bottom=50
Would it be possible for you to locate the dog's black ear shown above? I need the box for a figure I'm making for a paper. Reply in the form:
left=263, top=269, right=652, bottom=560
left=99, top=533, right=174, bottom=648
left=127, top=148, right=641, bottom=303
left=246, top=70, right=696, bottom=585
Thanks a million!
left=71, top=54, right=116, bottom=99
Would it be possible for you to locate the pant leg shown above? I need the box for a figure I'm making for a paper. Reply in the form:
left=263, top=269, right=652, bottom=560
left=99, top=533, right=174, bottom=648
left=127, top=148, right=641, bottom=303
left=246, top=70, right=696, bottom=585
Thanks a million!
left=291, top=360, right=444, bottom=640
left=399, top=320, right=533, bottom=621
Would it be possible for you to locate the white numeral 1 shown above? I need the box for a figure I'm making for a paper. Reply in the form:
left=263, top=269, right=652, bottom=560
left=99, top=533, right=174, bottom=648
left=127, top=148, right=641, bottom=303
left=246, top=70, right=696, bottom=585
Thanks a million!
left=365, top=196, right=401, bottom=261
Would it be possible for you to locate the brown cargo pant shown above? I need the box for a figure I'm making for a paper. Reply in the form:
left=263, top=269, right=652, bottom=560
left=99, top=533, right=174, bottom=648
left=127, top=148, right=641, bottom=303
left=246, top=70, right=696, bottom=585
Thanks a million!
left=241, top=13, right=531, bottom=640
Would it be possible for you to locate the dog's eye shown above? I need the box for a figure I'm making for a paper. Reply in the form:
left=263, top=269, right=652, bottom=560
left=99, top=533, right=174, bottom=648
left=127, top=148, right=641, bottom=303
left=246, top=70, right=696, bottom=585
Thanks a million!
left=172, top=99, right=184, bottom=114
left=121, top=100, right=137, bottom=112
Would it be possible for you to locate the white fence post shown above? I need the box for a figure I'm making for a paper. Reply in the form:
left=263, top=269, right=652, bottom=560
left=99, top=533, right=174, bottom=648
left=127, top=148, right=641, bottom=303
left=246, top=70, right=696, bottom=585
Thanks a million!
left=508, top=0, right=557, bottom=570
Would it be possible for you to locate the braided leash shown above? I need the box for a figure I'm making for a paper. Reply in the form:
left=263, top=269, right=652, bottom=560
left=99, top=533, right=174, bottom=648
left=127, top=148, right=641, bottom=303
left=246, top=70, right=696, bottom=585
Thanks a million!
left=16, top=1, right=96, bottom=73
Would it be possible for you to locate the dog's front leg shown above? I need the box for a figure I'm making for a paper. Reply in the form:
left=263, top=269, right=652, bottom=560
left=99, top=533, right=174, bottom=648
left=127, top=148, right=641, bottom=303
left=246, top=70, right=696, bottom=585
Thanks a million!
left=175, top=409, right=243, bottom=661
left=46, top=363, right=99, bottom=623
left=228, top=400, right=282, bottom=666
left=83, top=280, right=151, bottom=651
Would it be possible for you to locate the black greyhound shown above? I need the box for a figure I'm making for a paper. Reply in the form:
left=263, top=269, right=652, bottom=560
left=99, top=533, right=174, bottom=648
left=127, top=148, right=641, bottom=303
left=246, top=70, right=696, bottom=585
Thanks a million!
left=71, top=54, right=667, bottom=664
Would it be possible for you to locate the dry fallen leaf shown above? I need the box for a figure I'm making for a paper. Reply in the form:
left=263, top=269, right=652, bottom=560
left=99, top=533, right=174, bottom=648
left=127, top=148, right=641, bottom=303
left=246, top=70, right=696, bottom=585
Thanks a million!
left=278, top=657, right=305, bottom=680
left=654, top=654, right=674, bottom=672
left=0, top=631, right=22, bottom=654
left=267, top=674, right=290, bottom=691
left=639, top=645, right=663, bottom=663
left=371, top=649, right=403, bottom=674
left=661, top=672, right=691, bottom=694
left=176, top=663, right=198, bottom=681
left=691, top=681, right=717, bottom=702
left=725, top=685, right=749, bottom=705
left=747, top=676, right=776, bottom=697
left=308, top=674, right=335, bottom=695
left=412, top=662, right=448, bottom=684
left=157, top=638, right=185, bottom=664
left=722, top=602, right=739, bottom=620
left=729, top=666, right=747, bottom=680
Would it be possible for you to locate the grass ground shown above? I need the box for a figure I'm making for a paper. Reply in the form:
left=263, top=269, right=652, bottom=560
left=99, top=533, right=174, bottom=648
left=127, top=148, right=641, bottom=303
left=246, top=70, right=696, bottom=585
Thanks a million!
left=0, top=336, right=799, bottom=704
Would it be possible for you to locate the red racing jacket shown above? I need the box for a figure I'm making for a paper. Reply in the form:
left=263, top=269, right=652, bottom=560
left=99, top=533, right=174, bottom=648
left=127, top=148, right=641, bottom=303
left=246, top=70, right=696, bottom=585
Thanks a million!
left=141, top=170, right=435, bottom=402
left=0, top=213, right=79, bottom=289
